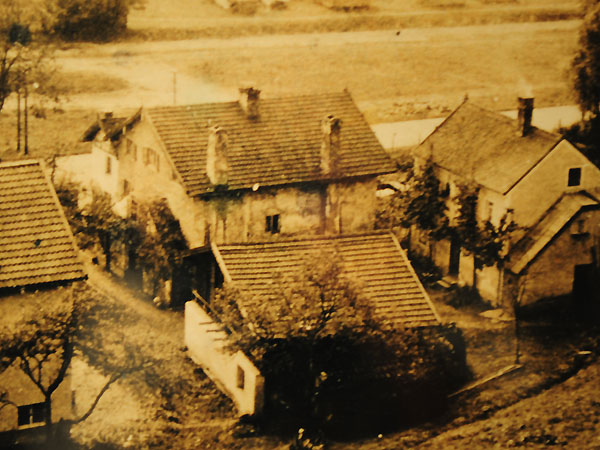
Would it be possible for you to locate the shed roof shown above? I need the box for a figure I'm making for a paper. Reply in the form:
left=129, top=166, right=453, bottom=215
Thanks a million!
left=509, top=192, right=600, bottom=274
left=147, top=91, right=396, bottom=196
left=0, top=160, right=85, bottom=289
left=214, top=232, right=440, bottom=328
left=415, top=101, right=562, bottom=194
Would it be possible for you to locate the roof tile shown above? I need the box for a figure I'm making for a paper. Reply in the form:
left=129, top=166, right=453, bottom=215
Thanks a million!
left=0, top=160, right=85, bottom=289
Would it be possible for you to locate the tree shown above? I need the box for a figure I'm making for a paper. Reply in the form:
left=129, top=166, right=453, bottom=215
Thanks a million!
left=376, top=160, right=449, bottom=239
left=454, top=182, right=517, bottom=289
left=45, top=0, right=145, bottom=42
left=0, top=284, right=150, bottom=442
left=572, top=1, right=600, bottom=118
left=80, top=189, right=126, bottom=273
left=212, top=251, right=469, bottom=433
left=0, top=1, right=57, bottom=114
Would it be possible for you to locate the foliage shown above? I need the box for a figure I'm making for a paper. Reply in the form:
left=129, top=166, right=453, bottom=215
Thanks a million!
left=0, top=284, right=150, bottom=439
left=136, top=198, right=189, bottom=297
left=559, top=116, right=600, bottom=167
left=376, top=161, right=449, bottom=239
left=44, top=0, right=145, bottom=41
left=454, top=182, right=516, bottom=271
left=212, top=252, right=470, bottom=433
left=572, top=0, right=600, bottom=118
left=0, top=1, right=57, bottom=114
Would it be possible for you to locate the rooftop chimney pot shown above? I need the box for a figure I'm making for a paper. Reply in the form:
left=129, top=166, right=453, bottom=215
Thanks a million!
left=206, top=125, right=229, bottom=186
left=517, top=97, right=534, bottom=137
left=239, top=86, right=261, bottom=120
left=321, top=115, right=342, bottom=175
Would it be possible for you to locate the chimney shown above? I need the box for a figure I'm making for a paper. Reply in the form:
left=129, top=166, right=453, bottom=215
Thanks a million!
left=206, top=125, right=229, bottom=186
left=517, top=97, right=534, bottom=137
left=239, top=86, right=261, bottom=120
left=320, top=114, right=342, bottom=175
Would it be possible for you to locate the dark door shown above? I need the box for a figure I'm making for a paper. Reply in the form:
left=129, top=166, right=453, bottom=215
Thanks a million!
left=449, top=238, right=461, bottom=276
left=573, top=264, right=595, bottom=306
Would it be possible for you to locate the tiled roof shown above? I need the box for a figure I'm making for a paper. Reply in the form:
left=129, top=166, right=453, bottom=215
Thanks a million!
left=509, top=192, right=599, bottom=274
left=147, top=91, right=396, bottom=196
left=414, top=101, right=562, bottom=194
left=82, top=108, right=142, bottom=142
left=215, top=232, right=440, bottom=328
left=0, top=160, right=85, bottom=289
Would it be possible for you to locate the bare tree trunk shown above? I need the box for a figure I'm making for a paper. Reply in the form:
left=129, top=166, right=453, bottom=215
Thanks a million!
left=44, top=394, right=52, bottom=443
left=16, top=89, right=20, bottom=152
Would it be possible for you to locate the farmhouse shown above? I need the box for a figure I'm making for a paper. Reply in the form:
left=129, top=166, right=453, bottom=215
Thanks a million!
left=0, top=160, right=85, bottom=440
left=184, top=231, right=440, bottom=415
left=411, top=97, right=600, bottom=306
left=62, top=89, right=396, bottom=248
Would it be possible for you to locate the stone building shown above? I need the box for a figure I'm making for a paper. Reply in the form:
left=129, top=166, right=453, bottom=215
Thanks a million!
left=69, top=89, right=396, bottom=248
left=411, top=98, right=600, bottom=306
left=0, top=160, right=85, bottom=441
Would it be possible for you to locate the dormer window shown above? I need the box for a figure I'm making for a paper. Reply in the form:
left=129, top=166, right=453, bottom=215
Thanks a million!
left=266, top=214, right=280, bottom=234
left=568, top=167, right=581, bottom=187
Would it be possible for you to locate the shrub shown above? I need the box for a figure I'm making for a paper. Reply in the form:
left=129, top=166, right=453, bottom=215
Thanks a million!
left=46, top=0, right=142, bottom=41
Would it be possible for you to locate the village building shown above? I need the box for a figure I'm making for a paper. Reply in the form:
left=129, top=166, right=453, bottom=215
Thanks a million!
left=57, top=89, right=397, bottom=248
left=411, top=97, right=600, bottom=306
left=0, top=160, right=86, bottom=441
left=184, top=232, right=441, bottom=415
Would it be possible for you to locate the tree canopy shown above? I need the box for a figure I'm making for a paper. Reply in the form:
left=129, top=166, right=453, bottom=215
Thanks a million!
left=572, top=0, right=600, bottom=118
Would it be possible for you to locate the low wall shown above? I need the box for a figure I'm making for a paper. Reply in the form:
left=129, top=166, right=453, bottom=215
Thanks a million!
left=184, top=301, right=264, bottom=416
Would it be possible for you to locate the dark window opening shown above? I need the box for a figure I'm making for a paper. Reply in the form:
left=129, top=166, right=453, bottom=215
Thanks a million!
left=106, top=156, right=112, bottom=174
left=17, top=403, right=45, bottom=427
left=236, top=365, right=245, bottom=390
left=568, top=168, right=581, bottom=187
left=266, top=214, right=280, bottom=234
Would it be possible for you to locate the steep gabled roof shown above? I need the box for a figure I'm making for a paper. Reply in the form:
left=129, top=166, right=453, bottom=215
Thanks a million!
left=0, top=160, right=85, bottom=289
left=147, top=91, right=396, bottom=196
left=82, top=108, right=142, bottom=142
left=214, top=232, right=440, bottom=328
left=509, top=192, right=600, bottom=274
left=415, top=102, right=562, bottom=194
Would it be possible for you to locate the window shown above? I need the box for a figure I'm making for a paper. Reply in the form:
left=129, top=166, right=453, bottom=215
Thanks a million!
left=105, top=156, right=112, bottom=174
left=265, top=214, right=280, bottom=234
left=568, top=168, right=581, bottom=187
left=18, top=403, right=45, bottom=427
left=236, top=365, right=245, bottom=390
left=123, top=179, right=131, bottom=196
left=486, top=201, right=494, bottom=221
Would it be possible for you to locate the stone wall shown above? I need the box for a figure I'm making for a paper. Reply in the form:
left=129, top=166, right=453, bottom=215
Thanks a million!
left=184, top=301, right=264, bottom=416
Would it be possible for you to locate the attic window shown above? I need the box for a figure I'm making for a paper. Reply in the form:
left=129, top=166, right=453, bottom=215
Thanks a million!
left=18, top=403, right=45, bottom=427
left=266, top=214, right=280, bottom=234
left=568, top=168, right=581, bottom=187
left=106, top=156, right=112, bottom=174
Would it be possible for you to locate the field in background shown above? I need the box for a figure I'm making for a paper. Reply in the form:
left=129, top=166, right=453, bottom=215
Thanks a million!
left=126, top=0, right=581, bottom=39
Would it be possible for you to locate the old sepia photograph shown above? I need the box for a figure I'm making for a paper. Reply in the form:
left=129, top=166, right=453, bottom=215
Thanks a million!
left=0, top=0, right=599, bottom=448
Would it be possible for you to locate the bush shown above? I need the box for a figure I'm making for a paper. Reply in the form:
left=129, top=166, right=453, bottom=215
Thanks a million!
left=260, top=324, right=471, bottom=436
left=47, top=0, right=140, bottom=41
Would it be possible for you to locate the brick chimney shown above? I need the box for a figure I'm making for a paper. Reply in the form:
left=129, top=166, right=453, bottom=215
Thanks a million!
left=517, top=97, right=534, bottom=137
left=320, top=115, right=342, bottom=175
left=206, top=125, right=229, bottom=186
left=239, top=86, right=261, bottom=120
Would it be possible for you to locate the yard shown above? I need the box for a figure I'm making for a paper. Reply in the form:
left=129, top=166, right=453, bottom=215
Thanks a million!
left=70, top=257, right=600, bottom=449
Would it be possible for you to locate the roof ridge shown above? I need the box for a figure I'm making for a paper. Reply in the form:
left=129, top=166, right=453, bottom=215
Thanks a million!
left=147, top=91, right=350, bottom=113
left=0, top=159, right=42, bottom=169
left=217, top=231, right=392, bottom=249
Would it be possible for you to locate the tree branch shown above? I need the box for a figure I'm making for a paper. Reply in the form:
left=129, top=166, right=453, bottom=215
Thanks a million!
left=71, top=372, right=122, bottom=424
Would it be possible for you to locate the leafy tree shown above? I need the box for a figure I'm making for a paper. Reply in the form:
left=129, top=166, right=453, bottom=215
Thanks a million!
left=376, top=160, right=448, bottom=239
left=45, top=0, right=145, bottom=42
left=80, top=189, right=126, bottom=273
left=212, top=251, right=469, bottom=433
left=0, top=1, right=57, bottom=114
left=137, top=199, right=188, bottom=298
left=0, top=284, right=150, bottom=442
left=454, top=182, right=517, bottom=288
left=572, top=0, right=600, bottom=118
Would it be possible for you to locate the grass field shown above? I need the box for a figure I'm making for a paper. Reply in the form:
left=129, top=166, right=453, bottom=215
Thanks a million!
left=126, top=0, right=581, bottom=39
left=181, top=22, right=578, bottom=121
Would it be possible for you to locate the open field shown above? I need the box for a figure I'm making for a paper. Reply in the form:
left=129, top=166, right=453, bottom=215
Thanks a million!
left=126, top=0, right=581, bottom=39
